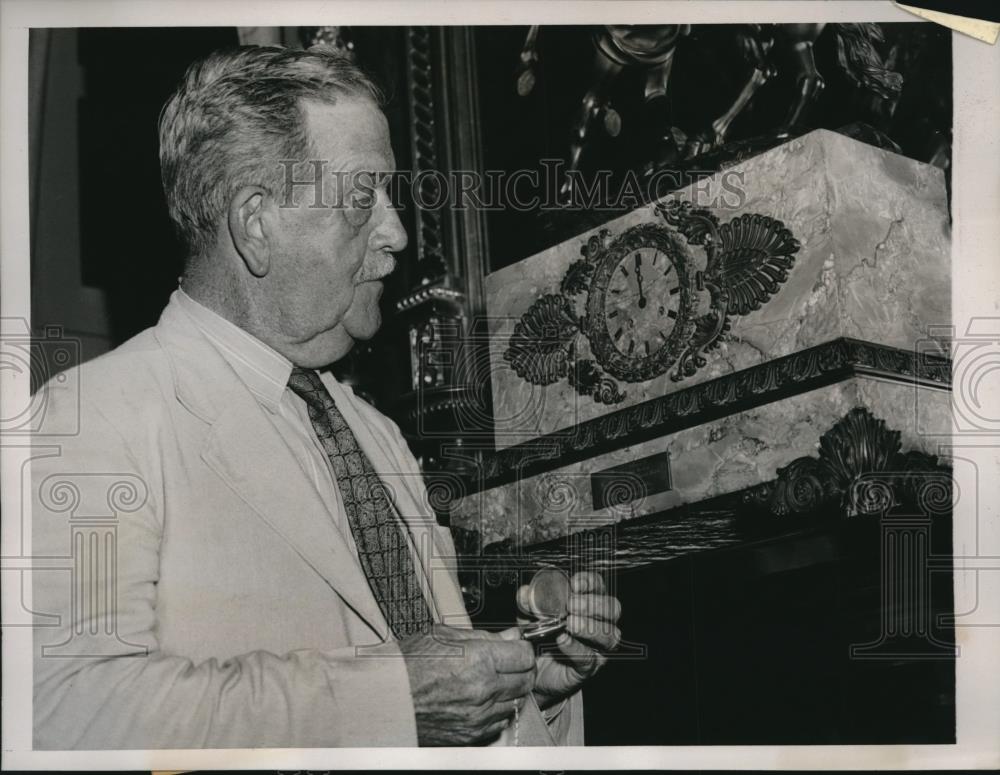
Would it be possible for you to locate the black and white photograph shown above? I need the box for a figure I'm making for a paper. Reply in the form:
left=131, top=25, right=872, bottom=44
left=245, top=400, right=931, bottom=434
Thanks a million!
left=1, top=0, right=998, bottom=770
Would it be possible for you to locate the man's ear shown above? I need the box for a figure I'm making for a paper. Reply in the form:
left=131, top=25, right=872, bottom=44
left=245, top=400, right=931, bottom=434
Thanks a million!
left=228, top=186, right=271, bottom=278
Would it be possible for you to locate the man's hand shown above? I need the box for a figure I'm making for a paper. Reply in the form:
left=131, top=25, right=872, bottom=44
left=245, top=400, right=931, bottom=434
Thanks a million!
left=518, top=571, right=622, bottom=710
left=399, top=624, right=536, bottom=746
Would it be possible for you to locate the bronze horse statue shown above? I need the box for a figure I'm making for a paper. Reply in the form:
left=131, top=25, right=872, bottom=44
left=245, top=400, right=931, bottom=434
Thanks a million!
left=516, top=23, right=904, bottom=198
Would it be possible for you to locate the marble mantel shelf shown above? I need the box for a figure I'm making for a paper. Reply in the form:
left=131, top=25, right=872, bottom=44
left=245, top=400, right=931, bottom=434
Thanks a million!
left=457, top=337, right=950, bottom=495
left=455, top=404, right=953, bottom=580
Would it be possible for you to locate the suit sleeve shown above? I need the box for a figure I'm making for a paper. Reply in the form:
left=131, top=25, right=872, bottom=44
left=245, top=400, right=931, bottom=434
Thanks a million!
left=31, top=382, right=418, bottom=749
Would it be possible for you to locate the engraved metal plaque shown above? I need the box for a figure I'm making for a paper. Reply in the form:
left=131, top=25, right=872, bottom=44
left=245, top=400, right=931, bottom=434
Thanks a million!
left=591, top=451, right=672, bottom=511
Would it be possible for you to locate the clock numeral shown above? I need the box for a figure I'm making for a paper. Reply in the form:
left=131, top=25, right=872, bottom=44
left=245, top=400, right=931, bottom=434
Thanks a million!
left=644, top=341, right=650, bottom=355
left=627, top=339, right=635, bottom=354
left=667, top=309, right=678, bottom=320
left=669, top=286, right=680, bottom=295
left=608, top=309, right=619, bottom=318
left=614, top=327, right=624, bottom=341
left=620, top=265, right=629, bottom=278
left=664, top=265, right=672, bottom=277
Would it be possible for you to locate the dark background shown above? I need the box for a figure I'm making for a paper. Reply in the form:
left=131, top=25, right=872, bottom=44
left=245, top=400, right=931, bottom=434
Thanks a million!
left=469, top=504, right=955, bottom=745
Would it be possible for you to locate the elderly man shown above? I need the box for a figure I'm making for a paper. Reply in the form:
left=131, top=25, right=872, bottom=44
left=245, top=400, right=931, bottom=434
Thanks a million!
left=32, top=45, right=621, bottom=749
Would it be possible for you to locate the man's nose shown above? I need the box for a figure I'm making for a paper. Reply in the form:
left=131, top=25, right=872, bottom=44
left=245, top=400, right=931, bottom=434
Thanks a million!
left=380, top=201, right=408, bottom=254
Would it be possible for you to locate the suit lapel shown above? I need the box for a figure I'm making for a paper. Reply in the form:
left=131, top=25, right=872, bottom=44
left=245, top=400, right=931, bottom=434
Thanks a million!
left=155, top=298, right=390, bottom=640
left=201, top=395, right=390, bottom=639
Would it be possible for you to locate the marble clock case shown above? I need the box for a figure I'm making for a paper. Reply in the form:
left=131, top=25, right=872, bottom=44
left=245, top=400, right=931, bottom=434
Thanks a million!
left=450, top=129, right=952, bottom=548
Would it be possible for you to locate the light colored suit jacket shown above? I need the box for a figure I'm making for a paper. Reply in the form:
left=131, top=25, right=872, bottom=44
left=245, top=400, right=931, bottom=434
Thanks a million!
left=31, top=296, right=582, bottom=749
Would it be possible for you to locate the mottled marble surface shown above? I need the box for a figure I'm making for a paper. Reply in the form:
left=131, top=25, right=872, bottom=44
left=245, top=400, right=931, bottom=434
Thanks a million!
left=450, top=379, right=951, bottom=547
left=486, top=130, right=951, bottom=448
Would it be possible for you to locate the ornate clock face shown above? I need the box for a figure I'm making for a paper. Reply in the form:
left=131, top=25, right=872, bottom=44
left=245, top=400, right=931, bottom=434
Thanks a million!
left=583, top=223, right=695, bottom=383
left=503, top=205, right=800, bottom=405
left=604, top=246, right=683, bottom=361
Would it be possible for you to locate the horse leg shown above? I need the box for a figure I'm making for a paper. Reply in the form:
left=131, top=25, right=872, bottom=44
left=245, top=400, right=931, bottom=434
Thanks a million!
left=688, top=64, right=774, bottom=158
left=775, top=23, right=827, bottom=138
left=644, top=47, right=676, bottom=104
left=638, top=51, right=682, bottom=169
left=561, top=51, right=623, bottom=200
left=685, top=26, right=775, bottom=158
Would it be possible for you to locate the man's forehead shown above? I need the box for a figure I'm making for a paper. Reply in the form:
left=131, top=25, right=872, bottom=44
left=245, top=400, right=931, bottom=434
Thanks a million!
left=302, top=97, right=394, bottom=169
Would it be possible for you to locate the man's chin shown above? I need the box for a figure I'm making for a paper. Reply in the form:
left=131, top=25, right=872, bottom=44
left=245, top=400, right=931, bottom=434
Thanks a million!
left=342, top=303, right=383, bottom=343
left=289, top=327, right=357, bottom=369
left=343, top=314, right=382, bottom=343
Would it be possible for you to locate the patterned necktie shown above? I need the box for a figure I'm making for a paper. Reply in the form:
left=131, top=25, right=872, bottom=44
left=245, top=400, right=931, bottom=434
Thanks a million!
left=287, top=366, right=433, bottom=639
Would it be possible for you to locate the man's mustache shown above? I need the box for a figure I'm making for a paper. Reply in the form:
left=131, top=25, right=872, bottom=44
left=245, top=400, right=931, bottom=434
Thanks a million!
left=357, top=251, right=397, bottom=282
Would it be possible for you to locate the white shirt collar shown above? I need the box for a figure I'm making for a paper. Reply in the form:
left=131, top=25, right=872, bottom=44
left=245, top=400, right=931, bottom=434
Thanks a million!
left=173, top=288, right=292, bottom=414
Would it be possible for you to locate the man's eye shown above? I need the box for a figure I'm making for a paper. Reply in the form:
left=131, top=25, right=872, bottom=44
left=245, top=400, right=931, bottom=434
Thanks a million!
left=351, top=188, right=375, bottom=209
left=344, top=193, right=374, bottom=227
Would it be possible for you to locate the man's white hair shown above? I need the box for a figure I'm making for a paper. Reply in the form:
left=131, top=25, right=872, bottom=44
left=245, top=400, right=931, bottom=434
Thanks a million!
left=158, top=45, right=383, bottom=260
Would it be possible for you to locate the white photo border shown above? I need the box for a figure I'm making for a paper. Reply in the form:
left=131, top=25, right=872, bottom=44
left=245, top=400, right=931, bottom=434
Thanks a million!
left=2, top=0, right=998, bottom=770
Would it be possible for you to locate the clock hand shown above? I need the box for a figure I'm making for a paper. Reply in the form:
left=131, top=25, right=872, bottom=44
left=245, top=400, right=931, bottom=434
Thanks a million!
left=634, top=253, right=647, bottom=309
